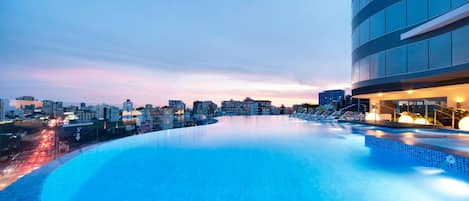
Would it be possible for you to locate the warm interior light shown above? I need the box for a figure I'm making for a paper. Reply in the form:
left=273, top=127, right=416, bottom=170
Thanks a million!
left=365, top=112, right=381, bottom=121
left=377, top=93, right=383, bottom=97
left=459, top=116, right=469, bottom=131
left=407, top=90, right=414, bottom=94
left=414, top=118, right=429, bottom=125
left=455, top=97, right=464, bottom=103
left=398, top=115, right=414, bottom=124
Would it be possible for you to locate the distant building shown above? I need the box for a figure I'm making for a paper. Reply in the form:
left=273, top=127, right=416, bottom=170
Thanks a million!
left=0, top=99, right=6, bottom=121
left=256, top=100, right=272, bottom=115
left=64, top=105, right=79, bottom=113
left=243, top=97, right=259, bottom=115
left=319, top=90, right=345, bottom=108
left=193, top=101, right=217, bottom=119
left=12, top=96, right=42, bottom=111
left=158, top=107, right=174, bottom=130
left=80, top=102, right=87, bottom=110
left=168, top=100, right=185, bottom=115
left=221, top=100, right=242, bottom=115
left=122, top=99, right=134, bottom=112
left=76, top=110, right=96, bottom=122
left=96, top=104, right=121, bottom=122
left=221, top=97, right=276, bottom=115
left=42, top=100, right=64, bottom=117
left=16, top=96, right=35, bottom=101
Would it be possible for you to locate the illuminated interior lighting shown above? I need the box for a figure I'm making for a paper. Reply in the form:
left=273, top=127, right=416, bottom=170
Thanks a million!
left=365, top=112, right=381, bottom=121
left=455, top=97, right=465, bottom=103
left=414, top=118, right=429, bottom=125
left=398, top=115, right=414, bottom=124
left=459, top=116, right=469, bottom=131
left=377, top=93, right=383, bottom=97
left=407, top=90, right=414, bottom=94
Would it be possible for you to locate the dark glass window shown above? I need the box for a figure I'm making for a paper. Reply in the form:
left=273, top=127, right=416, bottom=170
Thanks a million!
left=359, top=56, right=370, bottom=81
left=452, top=26, right=469, bottom=66
left=429, top=0, right=451, bottom=18
left=360, top=0, right=370, bottom=10
left=452, top=0, right=469, bottom=8
left=370, top=51, right=386, bottom=79
left=359, top=19, right=370, bottom=45
left=386, top=46, right=407, bottom=75
left=370, top=11, right=385, bottom=39
left=353, top=29, right=359, bottom=49
left=429, top=33, right=451, bottom=68
left=386, top=1, right=406, bottom=33
left=352, top=62, right=360, bottom=83
left=353, top=0, right=359, bottom=16
left=407, top=0, right=428, bottom=26
left=407, top=40, right=429, bottom=72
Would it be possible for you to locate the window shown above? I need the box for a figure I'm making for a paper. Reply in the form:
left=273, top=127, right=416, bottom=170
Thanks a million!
left=353, top=28, right=359, bottom=49
left=352, top=62, right=360, bottom=83
left=452, top=26, right=469, bottom=66
left=370, top=11, right=385, bottom=39
left=386, top=46, right=407, bottom=75
left=386, top=1, right=406, bottom=33
left=407, top=40, right=429, bottom=72
left=352, top=0, right=360, bottom=16
left=429, top=33, right=451, bottom=68
left=359, top=56, right=370, bottom=81
left=429, top=0, right=451, bottom=18
left=407, top=0, right=428, bottom=26
left=359, top=19, right=370, bottom=45
left=370, top=51, right=386, bottom=78
left=452, top=0, right=469, bottom=8
left=360, top=0, right=370, bottom=10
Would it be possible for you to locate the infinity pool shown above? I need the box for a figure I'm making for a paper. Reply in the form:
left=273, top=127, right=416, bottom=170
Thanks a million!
left=4, top=116, right=469, bottom=201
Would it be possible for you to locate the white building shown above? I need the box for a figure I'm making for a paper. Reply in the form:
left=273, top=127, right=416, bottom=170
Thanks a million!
left=123, top=99, right=134, bottom=112
left=96, top=104, right=121, bottom=122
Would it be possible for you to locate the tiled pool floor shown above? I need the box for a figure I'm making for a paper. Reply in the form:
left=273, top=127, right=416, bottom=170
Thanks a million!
left=361, top=128, right=469, bottom=157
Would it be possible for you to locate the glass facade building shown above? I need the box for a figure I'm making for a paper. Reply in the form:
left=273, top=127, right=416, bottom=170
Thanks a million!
left=351, top=0, right=469, bottom=124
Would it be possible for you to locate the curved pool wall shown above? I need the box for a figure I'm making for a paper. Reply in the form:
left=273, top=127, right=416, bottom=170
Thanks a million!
left=2, top=116, right=469, bottom=201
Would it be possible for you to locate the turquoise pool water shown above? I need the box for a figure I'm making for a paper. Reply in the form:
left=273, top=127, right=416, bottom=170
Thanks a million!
left=27, top=116, right=469, bottom=200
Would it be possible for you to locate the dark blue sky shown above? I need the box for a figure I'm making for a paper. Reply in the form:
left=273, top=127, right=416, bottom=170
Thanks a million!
left=0, top=0, right=351, bottom=106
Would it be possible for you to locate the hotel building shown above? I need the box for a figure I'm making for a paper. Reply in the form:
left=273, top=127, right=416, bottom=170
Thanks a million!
left=351, top=0, right=469, bottom=127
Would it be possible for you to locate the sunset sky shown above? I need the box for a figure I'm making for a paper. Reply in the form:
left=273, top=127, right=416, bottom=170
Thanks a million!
left=0, top=0, right=351, bottom=107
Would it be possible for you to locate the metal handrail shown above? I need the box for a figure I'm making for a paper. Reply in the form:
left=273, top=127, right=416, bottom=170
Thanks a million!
left=422, top=99, right=462, bottom=128
left=434, top=109, right=461, bottom=128
left=338, top=104, right=357, bottom=112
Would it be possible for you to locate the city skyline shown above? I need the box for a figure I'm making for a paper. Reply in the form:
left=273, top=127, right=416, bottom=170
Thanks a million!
left=0, top=0, right=351, bottom=106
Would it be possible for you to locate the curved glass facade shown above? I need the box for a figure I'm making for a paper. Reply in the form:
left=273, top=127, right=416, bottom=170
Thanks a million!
left=351, top=0, right=469, bottom=88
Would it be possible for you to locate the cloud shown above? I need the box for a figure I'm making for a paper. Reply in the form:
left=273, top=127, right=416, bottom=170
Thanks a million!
left=0, top=0, right=351, bottom=106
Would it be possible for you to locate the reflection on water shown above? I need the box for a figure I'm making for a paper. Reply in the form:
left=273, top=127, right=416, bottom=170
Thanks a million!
left=8, top=116, right=469, bottom=201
